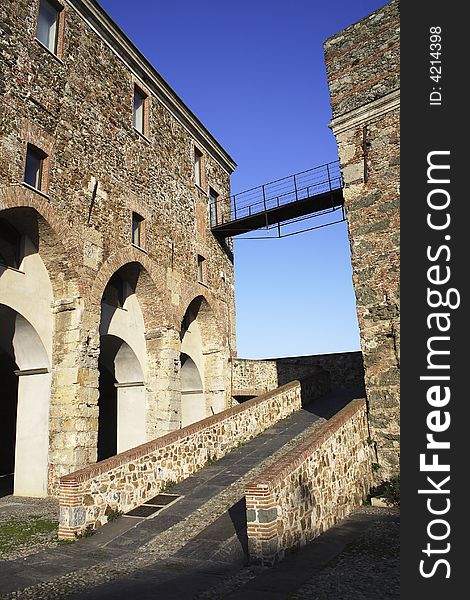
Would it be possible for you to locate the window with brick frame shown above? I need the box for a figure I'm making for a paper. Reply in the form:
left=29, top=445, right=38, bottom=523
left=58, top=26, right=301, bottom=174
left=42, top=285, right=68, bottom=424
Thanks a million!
left=131, top=212, right=145, bottom=248
left=133, top=85, right=148, bottom=136
left=197, top=254, right=206, bottom=284
left=209, top=187, right=219, bottom=227
left=24, top=144, right=48, bottom=192
left=194, top=147, right=203, bottom=188
left=36, top=0, right=63, bottom=55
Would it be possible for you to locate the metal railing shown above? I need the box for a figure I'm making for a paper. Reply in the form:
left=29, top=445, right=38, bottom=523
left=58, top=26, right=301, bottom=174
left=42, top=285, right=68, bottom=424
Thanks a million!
left=210, top=160, right=343, bottom=227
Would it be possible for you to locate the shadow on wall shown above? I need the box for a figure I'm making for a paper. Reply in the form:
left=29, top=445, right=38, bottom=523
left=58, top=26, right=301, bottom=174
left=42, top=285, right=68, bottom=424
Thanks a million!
left=275, top=352, right=365, bottom=396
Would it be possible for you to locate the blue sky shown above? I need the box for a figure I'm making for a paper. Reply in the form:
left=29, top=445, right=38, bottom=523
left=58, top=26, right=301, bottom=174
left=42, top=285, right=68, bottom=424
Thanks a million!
left=99, top=0, right=387, bottom=358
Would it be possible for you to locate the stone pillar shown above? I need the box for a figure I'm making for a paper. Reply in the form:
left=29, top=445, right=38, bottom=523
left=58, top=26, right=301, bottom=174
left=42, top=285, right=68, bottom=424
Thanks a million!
left=48, top=298, right=100, bottom=493
left=145, top=327, right=181, bottom=438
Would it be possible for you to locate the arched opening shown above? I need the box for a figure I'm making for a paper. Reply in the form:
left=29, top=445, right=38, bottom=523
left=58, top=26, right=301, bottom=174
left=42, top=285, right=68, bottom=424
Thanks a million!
left=179, top=296, right=221, bottom=427
left=98, top=264, right=147, bottom=459
left=180, top=353, right=205, bottom=427
left=0, top=305, right=50, bottom=497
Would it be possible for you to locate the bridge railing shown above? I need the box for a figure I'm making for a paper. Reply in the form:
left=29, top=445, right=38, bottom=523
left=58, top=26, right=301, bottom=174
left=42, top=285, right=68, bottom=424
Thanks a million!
left=210, top=160, right=343, bottom=227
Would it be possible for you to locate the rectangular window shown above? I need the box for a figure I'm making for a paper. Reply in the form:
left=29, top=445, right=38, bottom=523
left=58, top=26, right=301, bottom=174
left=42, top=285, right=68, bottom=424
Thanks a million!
left=133, top=86, right=147, bottom=135
left=194, top=148, right=203, bottom=187
left=132, top=212, right=145, bottom=248
left=209, top=187, right=219, bottom=226
left=197, top=254, right=206, bottom=284
left=24, top=144, right=47, bottom=191
left=37, top=0, right=61, bottom=54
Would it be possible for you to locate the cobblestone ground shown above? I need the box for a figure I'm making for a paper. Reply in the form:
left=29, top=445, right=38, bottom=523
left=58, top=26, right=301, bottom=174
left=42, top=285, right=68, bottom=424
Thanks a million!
left=291, top=507, right=400, bottom=600
left=0, top=496, right=60, bottom=561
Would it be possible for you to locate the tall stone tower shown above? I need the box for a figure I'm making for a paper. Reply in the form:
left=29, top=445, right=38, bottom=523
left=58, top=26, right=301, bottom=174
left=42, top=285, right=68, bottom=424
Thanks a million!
left=324, top=0, right=400, bottom=477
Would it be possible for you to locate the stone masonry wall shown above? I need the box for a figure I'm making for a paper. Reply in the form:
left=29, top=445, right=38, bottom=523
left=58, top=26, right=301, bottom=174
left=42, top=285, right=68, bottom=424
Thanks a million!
left=0, top=0, right=237, bottom=492
left=245, top=398, right=372, bottom=566
left=232, top=352, right=364, bottom=397
left=58, top=378, right=327, bottom=539
left=324, top=0, right=400, bottom=477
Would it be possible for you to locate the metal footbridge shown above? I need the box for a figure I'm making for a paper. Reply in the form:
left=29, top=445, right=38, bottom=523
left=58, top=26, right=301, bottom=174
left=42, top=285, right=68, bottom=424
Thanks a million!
left=210, top=160, right=345, bottom=238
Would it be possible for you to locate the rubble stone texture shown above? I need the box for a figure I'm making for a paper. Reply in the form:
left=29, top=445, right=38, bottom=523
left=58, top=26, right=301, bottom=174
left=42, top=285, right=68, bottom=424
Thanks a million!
left=324, top=0, right=400, bottom=477
left=0, top=0, right=236, bottom=494
left=58, top=378, right=331, bottom=539
left=245, top=399, right=372, bottom=565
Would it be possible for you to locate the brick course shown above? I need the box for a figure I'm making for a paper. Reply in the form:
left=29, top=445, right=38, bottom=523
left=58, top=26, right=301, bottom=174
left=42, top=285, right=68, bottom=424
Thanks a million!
left=245, top=398, right=372, bottom=565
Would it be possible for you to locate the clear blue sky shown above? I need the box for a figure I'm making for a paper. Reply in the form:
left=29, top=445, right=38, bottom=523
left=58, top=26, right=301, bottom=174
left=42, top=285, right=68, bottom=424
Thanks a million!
left=99, top=0, right=387, bottom=359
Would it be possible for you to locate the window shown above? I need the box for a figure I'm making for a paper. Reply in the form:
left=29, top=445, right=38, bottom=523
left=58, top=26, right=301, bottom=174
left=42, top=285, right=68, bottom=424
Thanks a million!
left=131, top=212, right=145, bottom=248
left=24, top=144, right=47, bottom=191
left=197, top=255, right=206, bottom=284
left=209, top=187, right=219, bottom=226
left=133, top=86, right=147, bottom=135
left=36, top=0, right=61, bottom=54
left=194, top=148, right=203, bottom=187
left=0, top=219, right=21, bottom=269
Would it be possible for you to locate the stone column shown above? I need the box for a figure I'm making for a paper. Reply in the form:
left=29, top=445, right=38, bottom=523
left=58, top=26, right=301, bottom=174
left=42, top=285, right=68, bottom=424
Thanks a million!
left=48, top=298, right=100, bottom=494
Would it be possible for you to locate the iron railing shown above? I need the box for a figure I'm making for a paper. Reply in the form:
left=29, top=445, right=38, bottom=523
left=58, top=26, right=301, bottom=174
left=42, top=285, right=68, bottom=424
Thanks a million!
left=210, top=160, right=343, bottom=227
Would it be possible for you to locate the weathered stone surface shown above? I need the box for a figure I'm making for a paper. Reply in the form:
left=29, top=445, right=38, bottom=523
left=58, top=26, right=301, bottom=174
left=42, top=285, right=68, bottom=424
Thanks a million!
left=58, top=380, right=306, bottom=538
left=0, top=0, right=237, bottom=493
left=232, top=352, right=364, bottom=397
left=245, top=400, right=372, bottom=566
left=325, top=0, right=400, bottom=478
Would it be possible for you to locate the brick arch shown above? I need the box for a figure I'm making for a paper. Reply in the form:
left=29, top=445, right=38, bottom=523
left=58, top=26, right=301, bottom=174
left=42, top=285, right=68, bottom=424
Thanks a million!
left=88, top=248, right=168, bottom=331
left=0, top=188, right=82, bottom=300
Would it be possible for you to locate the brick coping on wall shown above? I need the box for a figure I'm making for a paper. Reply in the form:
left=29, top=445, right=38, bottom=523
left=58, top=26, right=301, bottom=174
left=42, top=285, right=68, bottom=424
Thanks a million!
left=245, top=398, right=367, bottom=492
left=61, top=380, right=301, bottom=485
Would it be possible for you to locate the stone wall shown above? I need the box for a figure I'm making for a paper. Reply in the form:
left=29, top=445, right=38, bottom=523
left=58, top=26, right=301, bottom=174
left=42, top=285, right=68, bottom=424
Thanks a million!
left=245, top=398, right=372, bottom=566
left=58, top=378, right=328, bottom=539
left=232, top=352, right=364, bottom=398
left=0, top=0, right=237, bottom=494
left=324, top=0, right=400, bottom=477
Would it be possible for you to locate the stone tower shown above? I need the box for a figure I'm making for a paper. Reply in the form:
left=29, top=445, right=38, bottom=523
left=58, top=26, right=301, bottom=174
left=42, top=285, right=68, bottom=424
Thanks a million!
left=324, top=0, right=400, bottom=477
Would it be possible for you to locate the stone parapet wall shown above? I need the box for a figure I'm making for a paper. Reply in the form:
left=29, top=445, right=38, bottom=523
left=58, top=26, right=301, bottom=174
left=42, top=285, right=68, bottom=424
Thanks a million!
left=245, top=398, right=372, bottom=566
left=232, top=352, right=364, bottom=397
left=59, top=380, right=306, bottom=539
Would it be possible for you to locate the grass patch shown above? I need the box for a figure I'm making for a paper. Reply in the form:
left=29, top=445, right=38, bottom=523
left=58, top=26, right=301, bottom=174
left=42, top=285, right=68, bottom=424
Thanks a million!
left=0, top=517, right=58, bottom=554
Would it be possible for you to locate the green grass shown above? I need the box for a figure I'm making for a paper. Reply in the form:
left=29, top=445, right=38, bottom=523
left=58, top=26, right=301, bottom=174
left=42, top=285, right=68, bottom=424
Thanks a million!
left=0, top=517, right=58, bottom=554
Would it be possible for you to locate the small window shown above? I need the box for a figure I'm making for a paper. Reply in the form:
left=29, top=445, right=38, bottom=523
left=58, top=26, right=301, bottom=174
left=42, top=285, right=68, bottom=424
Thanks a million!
left=24, top=144, right=47, bottom=191
left=37, top=0, right=61, bottom=54
left=0, top=219, right=21, bottom=269
left=197, top=255, right=206, bottom=284
left=132, top=212, right=145, bottom=248
left=194, top=148, right=203, bottom=187
left=209, top=187, right=219, bottom=226
left=133, top=86, right=148, bottom=135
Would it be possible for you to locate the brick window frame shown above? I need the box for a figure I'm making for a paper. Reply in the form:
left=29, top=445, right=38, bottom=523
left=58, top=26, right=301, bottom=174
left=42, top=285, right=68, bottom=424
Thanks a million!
left=132, top=82, right=151, bottom=139
left=131, top=212, right=146, bottom=250
left=23, top=143, right=50, bottom=195
left=193, top=145, right=205, bottom=190
left=35, top=0, right=65, bottom=59
left=209, top=186, right=220, bottom=227
left=197, top=254, right=207, bottom=285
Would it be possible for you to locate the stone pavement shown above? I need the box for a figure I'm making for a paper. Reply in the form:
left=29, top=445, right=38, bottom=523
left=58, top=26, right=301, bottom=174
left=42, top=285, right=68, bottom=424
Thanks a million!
left=0, top=391, right=394, bottom=600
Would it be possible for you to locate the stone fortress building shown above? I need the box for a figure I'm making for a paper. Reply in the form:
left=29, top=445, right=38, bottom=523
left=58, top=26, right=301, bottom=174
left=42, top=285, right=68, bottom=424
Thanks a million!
left=0, top=0, right=399, bottom=534
left=0, top=0, right=237, bottom=497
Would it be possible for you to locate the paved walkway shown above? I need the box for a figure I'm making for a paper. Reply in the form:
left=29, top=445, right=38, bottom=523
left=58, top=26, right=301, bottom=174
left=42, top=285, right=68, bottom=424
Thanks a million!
left=0, top=391, right=383, bottom=600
